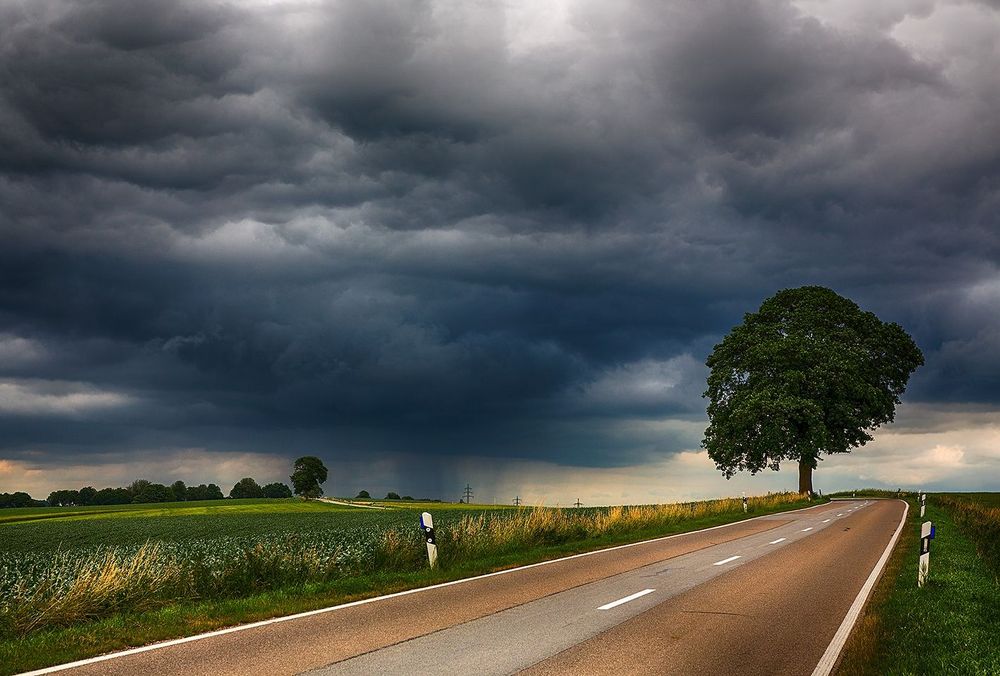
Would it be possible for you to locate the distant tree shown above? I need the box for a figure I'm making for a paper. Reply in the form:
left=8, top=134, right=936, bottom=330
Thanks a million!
left=402, top=495, right=414, bottom=501
left=355, top=490, right=370, bottom=499
left=93, top=487, right=131, bottom=505
left=262, top=482, right=293, bottom=498
left=132, top=483, right=173, bottom=503
left=127, top=479, right=151, bottom=498
left=0, top=492, right=38, bottom=508
left=703, top=286, right=924, bottom=494
left=385, top=492, right=401, bottom=500
left=185, top=483, right=224, bottom=501
left=47, top=489, right=80, bottom=506
left=230, top=477, right=264, bottom=499
left=170, top=480, right=187, bottom=501
left=290, top=456, right=328, bottom=498
left=78, top=486, right=97, bottom=506
left=186, top=484, right=206, bottom=501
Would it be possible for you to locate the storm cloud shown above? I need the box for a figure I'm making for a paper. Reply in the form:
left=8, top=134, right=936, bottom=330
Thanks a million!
left=1, top=0, right=999, bottom=498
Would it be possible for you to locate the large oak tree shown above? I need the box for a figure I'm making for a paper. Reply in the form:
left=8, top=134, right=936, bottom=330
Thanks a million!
left=703, top=286, right=924, bottom=494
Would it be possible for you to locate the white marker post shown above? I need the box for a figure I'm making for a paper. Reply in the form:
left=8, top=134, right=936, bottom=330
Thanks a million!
left=920, top=492, right=926, bottom=518
left=420, top=512, right=438, bottom=569
left=742, top=492, right=748, bottom=513
left=918, top=520, right=935, bottom=587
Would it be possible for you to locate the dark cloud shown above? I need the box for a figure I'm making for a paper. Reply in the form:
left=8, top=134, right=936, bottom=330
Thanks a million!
left=1, top=0, right=999, bottom=483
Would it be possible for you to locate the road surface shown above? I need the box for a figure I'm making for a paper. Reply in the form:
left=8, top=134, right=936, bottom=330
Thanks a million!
left=27, top=499, right=905, bottom=676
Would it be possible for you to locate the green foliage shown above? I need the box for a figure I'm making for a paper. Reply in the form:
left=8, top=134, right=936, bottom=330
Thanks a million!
left=126, top=480, right=151, bottom=498
left=47, top=490, right=80, bottom=507
left=703, top=286, right=923, bottom=484
left=385, top=492, right=401, bottom=500
left=0, top=493, right=42, bottom=509
left=290, top=457, right=328, bottom=498
left=355, top=490, right=370, bottom=499
left=185, top=484, right=223, bottom=501
left=93, top=488, right=132, bottom=505
left=8, top=481, right=221, bottom=510
left=0, top=500, right=386, bottom=553
left=132, top=484, right=174, bottom=504
left=261, top=483, right=293, bottom=499
left=229, top=478, right=263, bottom=499
left=170, top=481, right=186, bottom=502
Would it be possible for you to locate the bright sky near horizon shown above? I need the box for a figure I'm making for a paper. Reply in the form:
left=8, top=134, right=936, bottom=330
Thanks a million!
left=1, top=0, right=999, bottom=503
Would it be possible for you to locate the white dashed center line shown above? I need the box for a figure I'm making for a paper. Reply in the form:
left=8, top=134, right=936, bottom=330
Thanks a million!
left=713, top=555, right=742, bottom=566
left=822, top=519, right=831, bottom=523
left=801, top=527, right=813, bottom=532
left=598, top=589, right=655, bottom=610
left=768, top=538, right=787, bottom=545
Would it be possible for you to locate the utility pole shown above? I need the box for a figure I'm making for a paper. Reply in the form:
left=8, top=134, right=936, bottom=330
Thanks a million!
left=513, top=495, right=522, bottom=506
left=463, top=484, right=474, bottom=504
left=574, top=498, right=583, bottom=508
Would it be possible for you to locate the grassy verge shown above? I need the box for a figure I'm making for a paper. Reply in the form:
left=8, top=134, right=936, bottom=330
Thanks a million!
left=835, top=496, right=1000, bottom=675
left=0, top=494, right=820, bottom=674
left=936, top=494, right=1000, bottom=577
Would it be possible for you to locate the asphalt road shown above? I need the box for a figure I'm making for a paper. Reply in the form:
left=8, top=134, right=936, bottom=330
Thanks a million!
left=30, top=499, right=905, bottom=676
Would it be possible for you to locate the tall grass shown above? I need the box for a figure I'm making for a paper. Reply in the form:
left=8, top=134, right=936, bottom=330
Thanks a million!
left=0, top=492, right=807, bottom=638
left=935, top=495, right=1000, bottom=580
left=433, top=493, right=805, bottom=563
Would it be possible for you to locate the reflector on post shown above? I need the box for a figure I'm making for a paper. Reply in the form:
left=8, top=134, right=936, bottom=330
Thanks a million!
left=420, top=511, right=438, bottom=569
left=918, top=520, right=933, bottom=587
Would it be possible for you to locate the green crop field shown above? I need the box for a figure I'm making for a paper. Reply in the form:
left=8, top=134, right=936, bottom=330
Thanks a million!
left=0, top=498, right=508, bottom=553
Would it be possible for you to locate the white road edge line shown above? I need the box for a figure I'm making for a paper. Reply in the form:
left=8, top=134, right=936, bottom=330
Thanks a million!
left=713, top=555, right=741, bottom=566
left=768, top=538, right=787, bottom=545
left=598, top=588, right=656, bottom=610
left=17, top=500, right=832, bottom=676
left=811, top=499, right=910, bottom=676
left=801, top=527, right=813, bottom=532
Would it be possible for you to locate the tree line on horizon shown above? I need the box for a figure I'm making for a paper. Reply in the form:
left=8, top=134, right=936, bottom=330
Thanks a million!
left=1, top=456, right=330, bottom=508
left=0, top=477, right=293, bottom=508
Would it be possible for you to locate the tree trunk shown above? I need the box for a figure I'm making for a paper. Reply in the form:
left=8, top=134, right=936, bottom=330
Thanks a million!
left=798, top=459, right=813, bottom=495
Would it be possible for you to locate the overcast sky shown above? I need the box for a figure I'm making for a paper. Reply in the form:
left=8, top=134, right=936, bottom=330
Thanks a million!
left=2, top=0, right=999, bottom=503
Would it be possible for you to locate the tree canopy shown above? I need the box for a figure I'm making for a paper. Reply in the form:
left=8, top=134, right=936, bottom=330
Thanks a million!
left=290, top=456, right=328, bottom=498
left=702, top=286, right=924, bottom=494
left=262, top=482, right=293, bottom=498
left=230, top=477, right=264, bottom=499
